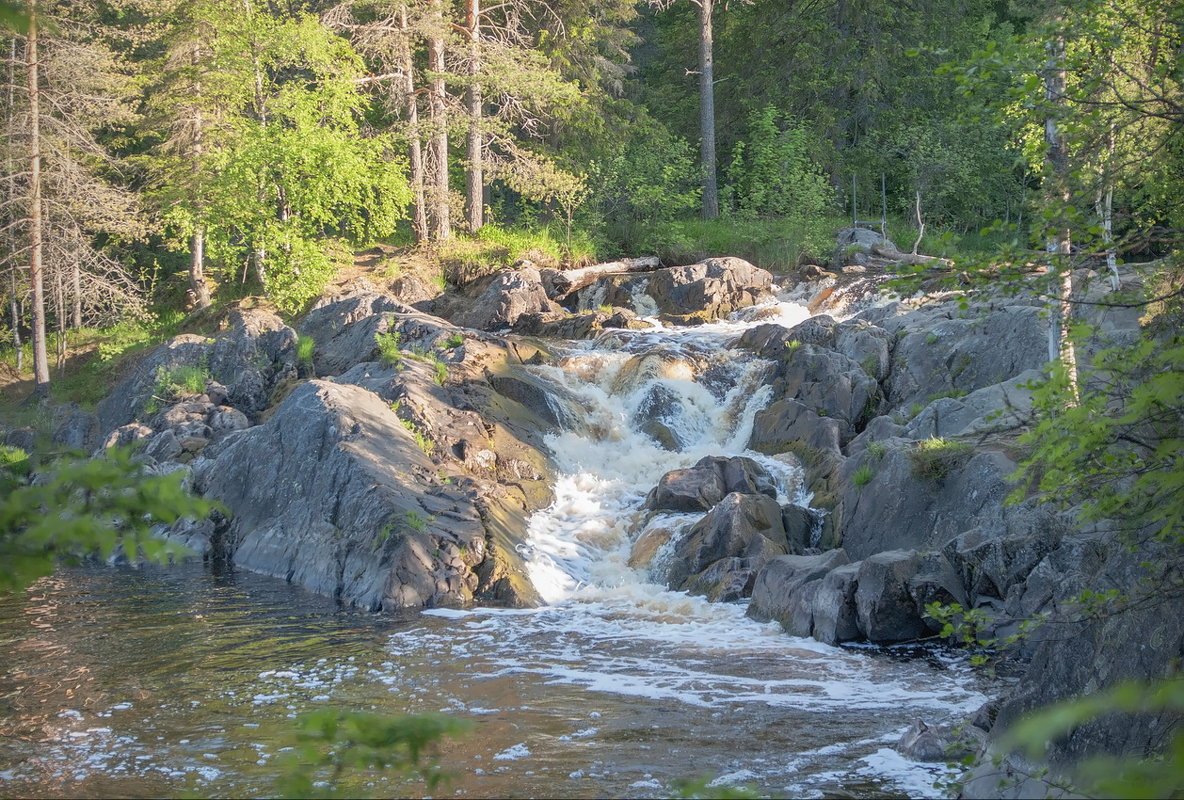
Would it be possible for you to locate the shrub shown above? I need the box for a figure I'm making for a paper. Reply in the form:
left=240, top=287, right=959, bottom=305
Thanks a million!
left=296, top=334, right=315, bottom=369
left=375, top=331, right=402, bottom=366
left=432, top=358, right=447, bottom=386
left=146, top=362, right=209, bottom=414
left=852, top=464, right=875, bottom=487
left=866, top=441, right=888, bottom=460
left=908, top=437, right=973, bottom=480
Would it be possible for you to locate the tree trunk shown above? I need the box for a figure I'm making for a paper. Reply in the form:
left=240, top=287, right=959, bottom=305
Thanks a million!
left=697, top=0, right=719, bottom=220
left=191, top=227, right=211, bottom=306
left=71, top=259, right=81, bottom=329
left=1044, top=28, right=1078, bottom=401
left=464, top=0, right=483, bottom=233
left=189, top=68, right=211, bottom=308
left=6, top=37, right=20, bottom=371
left=399, top=5, right=429, bottom=243
left=26, top=0, right=49, bottom=396
left=428, top=0, right=451, bottom=241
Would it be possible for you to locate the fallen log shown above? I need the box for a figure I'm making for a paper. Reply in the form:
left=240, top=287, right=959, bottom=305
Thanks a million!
left=871, top=242, right=953, bottom=268
left=547, top=256, right=662, bottom=298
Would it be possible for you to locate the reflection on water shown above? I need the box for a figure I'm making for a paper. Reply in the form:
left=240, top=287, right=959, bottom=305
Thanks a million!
left=0, top=563, right=984, bottom=799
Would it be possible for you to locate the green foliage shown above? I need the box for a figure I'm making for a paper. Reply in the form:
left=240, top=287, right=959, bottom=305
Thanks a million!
left=927, top=388, right=968, bottom=402
left=908, top=437, right=973, bottom=480
left=723, top=106, right=833, bottom=220
left=629, top=215, right=847, bottom=273
left=442, top=334, right=464, bottom=350
left=673, top=776, right=760, bottom=799
left=852, top=464, right=875, bottom=488
left=439, top=224, right=599, bottom=287
left=375, top=332, right=402, bottom=367
left=431, top=358, right=447, bottom=387
left=297, top=335, right=316, bottom=369
left=404, top=510, right=426, bottom=533
left=274, top=710, right=468, bottom=798
left=1010, top=332, right=1184, bottom=546
left=1000, top=679, right=1184, bottom=800
left=866, top=441, right=888, bottom=460
left=590, top=112, right=700, bottom=227
left=0, top=448, right=215, bottom=593
left=146, top=362, right=210, bottom=414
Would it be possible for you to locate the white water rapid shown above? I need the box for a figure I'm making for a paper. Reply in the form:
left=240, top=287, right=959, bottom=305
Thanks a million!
left=399, top=292, right=986, bottom=797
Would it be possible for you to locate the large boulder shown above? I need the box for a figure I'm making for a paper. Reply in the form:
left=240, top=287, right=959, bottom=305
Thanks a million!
left=644, top=455, right=778, bottom=513
left=645, top=257, right=774, bottom=320
left=747, top=548, right=851, bottom=630
left=854, top=549, right=929, bottom=643
left=187, top=380, right=540, bottom=610
left=880, top=303, right=1046, bottom=412
left=665, top=492, right=789, bottom=591
left=810, top=562, right=862, bottom=644
left=451, top=269, right=562, bottom=331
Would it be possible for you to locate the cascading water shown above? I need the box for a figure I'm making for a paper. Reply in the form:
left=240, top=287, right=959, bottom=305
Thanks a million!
left=0, top=291, right=984, bottom=799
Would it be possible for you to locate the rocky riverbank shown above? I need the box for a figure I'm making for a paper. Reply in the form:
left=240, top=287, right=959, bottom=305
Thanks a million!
left=7, top=228, right=1179, bottom=795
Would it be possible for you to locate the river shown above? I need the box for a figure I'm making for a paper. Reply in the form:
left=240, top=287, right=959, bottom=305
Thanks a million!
left=0, top=290, right=986, bottom=798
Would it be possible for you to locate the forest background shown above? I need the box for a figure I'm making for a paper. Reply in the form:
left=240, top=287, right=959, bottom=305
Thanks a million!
left=1, top=0, right=1178, bottom=404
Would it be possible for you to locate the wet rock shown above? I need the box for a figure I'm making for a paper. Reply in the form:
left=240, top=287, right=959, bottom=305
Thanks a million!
left=749, top=398, right=843, bottom=458
left=896, top=719, right=983, bottom=763
left=747, top=548, right=850, bottom=628
left=645, top=257, right=774, bottom=320
left=628, top=526, right=674, bottom=570
left=644, top=456, right=778, bottom=513
left=682, top=556, right=762, bottom=603
left=666, top=492, right=789, bottom=591
left=854, top=550, right=928, bottom=643
left=810, top=562, right=862, bottom=644
left=781, top=504, right=821, bottom=552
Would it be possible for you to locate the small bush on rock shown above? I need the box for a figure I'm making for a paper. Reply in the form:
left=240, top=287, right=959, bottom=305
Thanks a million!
left=908, top=437, right=972, bottom=480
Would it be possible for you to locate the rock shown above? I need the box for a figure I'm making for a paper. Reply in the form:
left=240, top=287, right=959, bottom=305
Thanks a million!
left=907, top=552, right=969, bottom=629
left=634, top=384, right=687, bottom=451
left=904, top=370, right=1042, bottom=440
left=836, top=447, right=1017, bottom=561
left=645, top=257, right=774, bottom=320
left=104, top=422, right=154, bottom=450
left=628, top=526, right=674, bottom=569
left=52, top=406, right=100, bottom=452
left=810, top=562, right=862, bottom=644
left=188, top=380, right=540, bottom=611
left=943, top=506, right=1067, bottom=604
left=644, top=456, right=778, bottom=513
left=881, top=303, right=1046, bottom=412
left=749, top=398, right=843, bottom=458
left=782, top=504, right=821, bottom=552
left=682, top=556, right=762, bottom=603
left=299, top=293, right=403, bottom=376
left=775, top=345, right=881, bottom=442
left=208, top=406, right=250, bottom=437
left=452, top=269, right=562, bottom=331
left=96, top=308, right=297, bottom=435
left=834, top=226, right=898, bottom=266
left=747, top=548, right=850, bottom=628
left=896, top=719, right=982, bottom=763
left=854, top=550, right=929, bottom=643
left=206, top=308, right=298, bottom=419
left=666, top=492, right=789, bottom=590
